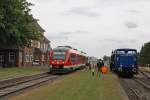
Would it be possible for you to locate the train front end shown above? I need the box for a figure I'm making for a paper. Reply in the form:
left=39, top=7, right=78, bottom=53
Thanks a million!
left=49, top=47, right=69, bottom=74
left=116, top=49, right=138, bottom=76
left=49, top=46, right=87, bottom=74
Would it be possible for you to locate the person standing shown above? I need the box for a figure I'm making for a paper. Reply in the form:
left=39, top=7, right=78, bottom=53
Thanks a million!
left=92, top=66, right=95, bottom=76
left=96, top=59, right=104, bottom=77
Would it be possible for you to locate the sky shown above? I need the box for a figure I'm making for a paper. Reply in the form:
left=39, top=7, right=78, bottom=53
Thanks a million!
left=28, top=0, right=150, bottom=58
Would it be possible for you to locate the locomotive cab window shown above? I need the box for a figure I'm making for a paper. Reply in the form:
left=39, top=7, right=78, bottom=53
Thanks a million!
left=127, top=51, right=137, bottom=55
left=117, top=51, right=125, bottom=54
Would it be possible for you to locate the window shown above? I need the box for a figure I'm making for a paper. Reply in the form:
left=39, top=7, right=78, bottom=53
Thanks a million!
left=43, top=43, right=44, bottom=49
left=45, top=44, right=47, bottom=50
left=117, top=51, right=125, bottom=54
left=53, top=51, right=66, bottom=60
left=9, top=52, right=15, bottom=62
left=44, top=43, right=46, bottom=49
left=25, top=54, right=30, bottom=62
left=127, top=51, right=136, bottom=55
left=117, top=50, right=137, bottom=55
left=40, top=43, right=42, bottom=48
left=29, top=54, right=33, bottom=62
left=38, top=42, right=40, bottom=48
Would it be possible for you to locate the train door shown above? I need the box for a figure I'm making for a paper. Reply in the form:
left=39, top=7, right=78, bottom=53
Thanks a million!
left=70, top=53, right=76, bottom=65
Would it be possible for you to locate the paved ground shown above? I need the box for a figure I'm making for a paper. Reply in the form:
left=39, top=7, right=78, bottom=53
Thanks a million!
left=11, top=70, right=124, bottom=100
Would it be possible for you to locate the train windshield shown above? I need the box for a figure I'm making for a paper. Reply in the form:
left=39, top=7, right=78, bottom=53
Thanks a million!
left=53, top=51, right=66, bottom=60
left=116, top=50, right=137, bottom=55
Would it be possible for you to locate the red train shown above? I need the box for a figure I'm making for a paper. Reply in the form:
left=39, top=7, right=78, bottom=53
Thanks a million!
left=49, top=46, right=87, bottom=73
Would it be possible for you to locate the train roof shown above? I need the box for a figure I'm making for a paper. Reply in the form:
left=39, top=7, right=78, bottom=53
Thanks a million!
left=53, top=46, right=86, bottom=56
left=53, top=47, right=68, bottom=51
left=115, top=48, right=137, bottom=51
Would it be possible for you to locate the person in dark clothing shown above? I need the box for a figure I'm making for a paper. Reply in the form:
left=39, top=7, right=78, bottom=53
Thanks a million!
left=96, top=59, right=104, bottom=77
left=110, top=62, right=114, bottom=71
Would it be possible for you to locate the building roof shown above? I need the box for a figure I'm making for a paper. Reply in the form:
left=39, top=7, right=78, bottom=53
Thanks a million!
left=31, top=16, right=50, bottom=43
left=43, top=36, right=50, bottom=43
left=32, top=19, right=45, bottom=33
left=30, top=15, right=45, bottom=33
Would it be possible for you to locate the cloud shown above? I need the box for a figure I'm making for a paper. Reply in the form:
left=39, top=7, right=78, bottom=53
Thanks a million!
left=58, top=30, right=90, bottom=35
left=66, top=7, right=99, bottom=17
left=127, top=10, right=139, bottom=13
left=103, top=38, right=137, bottom=44
left=99, top=38, right=138, bottom=51
left=125, top=21, right=138, bottom=29
left=47, top=35, right=68, bottom=40
left=47, top=30, right=89, bottom=40
left=28, top=0, right=150, bottom=57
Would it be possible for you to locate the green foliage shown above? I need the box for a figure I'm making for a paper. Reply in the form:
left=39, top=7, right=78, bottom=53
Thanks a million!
left=103, top=55, right=110, bottom=61
left=139, top=42, right=150, bottom=66
left=0, top=0, right=42, bottom=47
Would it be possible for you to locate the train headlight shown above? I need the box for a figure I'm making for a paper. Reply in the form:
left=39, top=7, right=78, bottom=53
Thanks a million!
left=132, top=65, right=135, bottom=67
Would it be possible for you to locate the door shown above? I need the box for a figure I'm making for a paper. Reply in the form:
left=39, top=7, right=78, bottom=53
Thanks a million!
left=9, top=52, right=16, bottom=66
left=0, top=53, right=4, bottom=67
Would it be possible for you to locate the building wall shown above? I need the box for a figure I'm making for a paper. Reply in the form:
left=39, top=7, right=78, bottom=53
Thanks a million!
left=23, top=47, right=34, bottom=67
left=0, top=37, right=50, bottom=67
left=0, top=49, right=19, bottom=67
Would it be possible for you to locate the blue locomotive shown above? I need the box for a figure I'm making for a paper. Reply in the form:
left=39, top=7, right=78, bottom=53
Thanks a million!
left=110, top=48, right=138, bottom=77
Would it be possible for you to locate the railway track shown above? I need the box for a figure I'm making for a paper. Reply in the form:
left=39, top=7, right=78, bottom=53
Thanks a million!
left=129, top=88, right=144, bottom=100
left=139, top=70, right=150, bottom=80
left=0, top=72, right=48, bottom=89
left=134, top=70, right=150, bottom=91
left=119, top=70, right=150, bottom=100
left=0, top=73, right=60, bottom=98
left=0, top=73, right=49, bottom=90
left=120, top=79, right=145, bottom=100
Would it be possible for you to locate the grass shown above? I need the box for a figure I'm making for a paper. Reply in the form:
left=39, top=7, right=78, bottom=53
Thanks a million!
left=11, top=70, right=123, bottom=100
left=0, top=67, right=48, bottom=80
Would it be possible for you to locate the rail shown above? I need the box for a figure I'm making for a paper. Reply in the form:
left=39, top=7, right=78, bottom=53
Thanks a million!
left=0, top=74, right=60, bottom=98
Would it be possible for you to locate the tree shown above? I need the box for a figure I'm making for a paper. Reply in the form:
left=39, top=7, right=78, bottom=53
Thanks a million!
left=139, top=42, right=150, bottom=66
left=0, top=0, right=42, bottom=47
left=103, top=55, right=110, bottom=62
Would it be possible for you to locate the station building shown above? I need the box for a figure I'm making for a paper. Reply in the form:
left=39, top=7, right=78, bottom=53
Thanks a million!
left=0, top=20, right=51, bottom=67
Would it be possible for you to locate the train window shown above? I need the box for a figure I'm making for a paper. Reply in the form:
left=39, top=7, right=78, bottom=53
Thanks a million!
left=117, top=50, right=136, bottom=55
left=127, top=51, right=136, bottom=55
left=53, top=52, right=66, bottom=60
left=53, top=51, right=66, bottom=60
left=117, top=51, right=125, bottom=54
